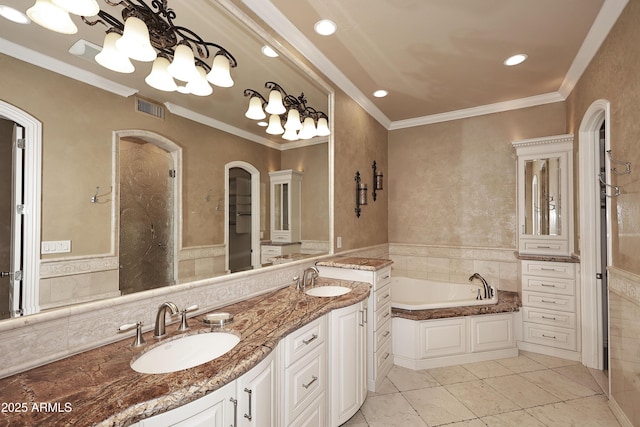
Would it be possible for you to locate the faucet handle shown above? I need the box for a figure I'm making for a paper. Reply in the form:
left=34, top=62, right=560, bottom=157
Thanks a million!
left=118, top=321, right=146, bottom=347
left=177, top=305, right=199, bottom=332
left=293, top=276, right=301, bottom=290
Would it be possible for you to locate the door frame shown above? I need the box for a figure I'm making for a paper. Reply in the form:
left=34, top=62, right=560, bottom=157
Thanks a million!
left=224, top=161, right=260, bottom=272
left=578, top=99, right=612, bottom=373
left=0, top=101, right=42, bottom=316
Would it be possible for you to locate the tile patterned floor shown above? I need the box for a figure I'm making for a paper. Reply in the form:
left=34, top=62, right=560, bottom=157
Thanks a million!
left=342, top=351, right=621, bottom=427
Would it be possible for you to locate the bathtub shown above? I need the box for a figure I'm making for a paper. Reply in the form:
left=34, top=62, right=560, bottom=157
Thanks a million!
left=390, top=276, right=517, bottom=370
left=391, top=276, right=498, bottom=310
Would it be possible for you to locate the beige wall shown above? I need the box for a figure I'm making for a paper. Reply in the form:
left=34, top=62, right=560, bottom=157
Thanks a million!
left=566, top=0, right=640, bottom=424
left=388, top=104, right=567, bottom=249
left=333, top=90, right=389, bottom=251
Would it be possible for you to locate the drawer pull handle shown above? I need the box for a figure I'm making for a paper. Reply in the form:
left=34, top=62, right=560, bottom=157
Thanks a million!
left=302, top=376, right=318, bottom=389
left=230, top=397, right=238, bottom=427
left=382, top=331, right=390, bottom=338
left=383, top=312, right=390, bottom=318
left=541, top=315, right=557, bottom=320
left=536, top=246, right=551, bottom=249
left=541, top=299, right=556, bottom=304
left=382, top=275, right=390, bottom=280
left=540, top=267, right=557, bottom=271
left=384, top=352, right=390, bottom=360
left=302, top=334, right=318, bottom=345
left=243, top=388, right=252, bottom=421
left=542, top=334, right=557, bottom=339
left=382, top=293, right=390, bottom=299
left=540, top=283, right=556, bottom=287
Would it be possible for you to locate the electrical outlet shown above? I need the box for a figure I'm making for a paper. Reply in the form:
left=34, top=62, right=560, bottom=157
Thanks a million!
left=41, top=240, right=71, bottom=254
left=337, top=236, right=342, bottom=249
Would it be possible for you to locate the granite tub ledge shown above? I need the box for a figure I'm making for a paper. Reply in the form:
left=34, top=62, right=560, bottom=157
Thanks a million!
left=315, top=256, right=393, bottom=271
left=0, top=278, right=370, bottom=427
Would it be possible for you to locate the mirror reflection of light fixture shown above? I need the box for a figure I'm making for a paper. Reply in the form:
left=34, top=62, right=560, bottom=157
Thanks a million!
left=28, top=0, right=237, bottom=97
left=372, top=160, right=384, bottom=201
left=244, top=81, right=330, bottom=141
left=355, top=171, right=367, bottom=218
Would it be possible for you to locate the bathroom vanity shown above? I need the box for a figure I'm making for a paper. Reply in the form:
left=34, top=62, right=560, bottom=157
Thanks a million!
left=0, top=278, right=370, bottom=426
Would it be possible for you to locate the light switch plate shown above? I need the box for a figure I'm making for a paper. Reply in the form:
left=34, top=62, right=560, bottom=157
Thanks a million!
left=41, top=240, right=71, bottom=254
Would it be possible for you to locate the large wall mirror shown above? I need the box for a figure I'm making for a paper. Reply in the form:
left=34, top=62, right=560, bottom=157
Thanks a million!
left=0, top=0, right=333, bottom=320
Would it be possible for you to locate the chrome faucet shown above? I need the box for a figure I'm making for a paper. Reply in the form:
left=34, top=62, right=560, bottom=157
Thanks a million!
left=300, top=266, right=319, bottom=291
left=469, top=273, right=491, bottom=300
left=153, top=302, right=179, bottom=338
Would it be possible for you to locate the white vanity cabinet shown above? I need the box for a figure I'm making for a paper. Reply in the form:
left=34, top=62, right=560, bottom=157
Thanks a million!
left=135, top=352, right=274, bottom=427
left=317, top=264, right=392, bottom=392
left=519, top=259, right=581, bottom=359
left=280, top=316, right=327, bottom=427
left=512, top=134, right=574, bottom=257
left=328, top=300, right=367, bottom=426
left=269, top=170, right=303, bottom=243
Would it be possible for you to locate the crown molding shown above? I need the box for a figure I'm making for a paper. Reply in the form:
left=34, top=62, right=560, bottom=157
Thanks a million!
left=389, top=92, right=565, bottom=130
left=0, top=37, right=138, bottom=98
left=559, top=0, right=629, bottom=98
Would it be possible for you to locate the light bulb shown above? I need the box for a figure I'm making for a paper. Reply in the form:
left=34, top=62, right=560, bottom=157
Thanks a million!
left=145, top=56, right=177, bottom=91
left=284, top=109, right=302, bottom=131
left=206, top=54, right=234, bottom=88
left=316, top=117, right=330, bottom=136
left=116, top=16, right=157, bottom=62
left=245, top=96, right=266, bottom=120
left=186, top=66, right=213, bottom=96
left=95, top=31, right=135, bottom=73
left=27, top=0, right=77, bottom=34
left=265, top=114, right=284, bottom=135
left=168, top=43, right=198, bottom=82
left=265, top=90, right=286, bottom=115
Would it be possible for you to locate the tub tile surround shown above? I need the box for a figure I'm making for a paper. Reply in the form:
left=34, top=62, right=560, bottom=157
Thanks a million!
left=344, top=352, right=620, bottom=427
left=0, top=278, right=370, bottom=426
left=389, top=244, right=519, bottom=292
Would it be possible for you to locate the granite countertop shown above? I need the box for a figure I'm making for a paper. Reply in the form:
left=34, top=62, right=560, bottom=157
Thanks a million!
left=515, top=253, right=580, bottom=263
left=392, top=290, right=521, bottom=321
left=315, top=256, right=393, bottom=271
left=268, top=253, right=318, bottom=264
left=0, top=278, right=370, bottom=427
left=260, top=241, right=302, bottom=247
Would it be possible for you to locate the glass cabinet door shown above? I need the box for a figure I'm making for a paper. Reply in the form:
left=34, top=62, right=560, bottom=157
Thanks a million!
left=523, top=157, right=561, bottom=236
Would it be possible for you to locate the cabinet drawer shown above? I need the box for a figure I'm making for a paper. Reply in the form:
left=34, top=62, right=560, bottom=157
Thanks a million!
left=522, top=307, right=576, bottom=329
left=373, top=317, right=392, bottom=351
left=373, top=339, right=392, bottom=380
left=522, top=291, right=575, bottom=313
left=375, top=267, right=391, bottom=288
left=522, top=275, right=575, bottom=296
left=522, top=241, right=568, bottom=255
left=372, top=283, right=391, bottom=312
left=261, top=246, right=282, bottom=255
left=374, top=301, right=392, bottom=327
left=284, top=347, right=325, bottom=424
left=522, top=260, right=575, bottom=279
left=284, top=317, right=325, bottom=367
left=288, top=394, right=325, bottom=427
left=523, top=322, right=577, bottom=351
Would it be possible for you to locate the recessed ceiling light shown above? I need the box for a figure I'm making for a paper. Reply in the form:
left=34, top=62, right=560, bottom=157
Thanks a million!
left=261, top=45, right=279, bottom=58
left=257, top=121, right=268, bottom=127
left=504, top=53, right=527, bottom=66
left=0, top=5, right=30, bottom=24
left=314, top=19, right=337, bottom=36
left=373, top=90, right=388, bottom=98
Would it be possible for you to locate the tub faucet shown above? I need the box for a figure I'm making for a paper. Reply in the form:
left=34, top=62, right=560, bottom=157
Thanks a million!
left=153, top=301, right=179, bottom=338
left=301, top=267, right=319, bottom=291
left=469, top=273, right=491, bottom=300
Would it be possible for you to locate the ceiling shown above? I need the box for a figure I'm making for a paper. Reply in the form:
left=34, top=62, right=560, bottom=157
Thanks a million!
left=246, top=0, right=627, bottom=129
left=0, top=0, right=629, bottom=138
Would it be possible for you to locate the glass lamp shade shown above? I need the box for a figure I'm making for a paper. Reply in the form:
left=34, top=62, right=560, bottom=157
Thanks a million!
left=186, top=66, right=213, bottom=96
left=299, top=117, right=317, bottom=139
left=96, top=31, right=135, bottom=74
left=265, top=90, right=286, bottom=115
left=265, top=114, right=285, bottom=135
left=316, top=117, right=330, bottom=136
left=284, top=109, right=302, bottom=131
left=145, top=56, right=177, bottom=91
left=116, top=16, right=157, bottom=62
left=27, top=0, right=77, bottom=34
left=167, top=43, right=198, bottom=82
left=245, top=96, right=266, bottom=120
left=282, top=128, right=299, bottom=141
left=206, top=54, right=234, bottom=87
left=52, top=0, right=99, bottom=16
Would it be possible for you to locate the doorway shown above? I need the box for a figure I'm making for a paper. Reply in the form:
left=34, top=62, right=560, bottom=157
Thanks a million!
left=117, top=134, right=179, bottom=294
left=578, top=99, right=612, bottom=376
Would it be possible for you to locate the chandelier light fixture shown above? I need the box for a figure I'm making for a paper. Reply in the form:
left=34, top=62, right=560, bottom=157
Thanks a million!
left=244, top=81, right=330, bottom=141
left=26, top=0, right=237, bottom=97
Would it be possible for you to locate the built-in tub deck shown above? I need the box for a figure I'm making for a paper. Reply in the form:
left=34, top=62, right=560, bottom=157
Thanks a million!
left=392, top=290, right=521, bottom=321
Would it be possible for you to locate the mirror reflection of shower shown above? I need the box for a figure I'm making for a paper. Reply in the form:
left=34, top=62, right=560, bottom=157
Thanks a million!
left=524, top=157, right=561, bottom=236
left=119, top=138, right=175, bottom=294
left=228, top=167, right=252, bottom=273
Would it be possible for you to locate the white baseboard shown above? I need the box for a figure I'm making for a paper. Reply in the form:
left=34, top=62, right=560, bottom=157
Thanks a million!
left=609, top=396, right=634, bottom=427
left=393, top=348, right=519, bottom=370
left=517, top=341, right=582, bottom=361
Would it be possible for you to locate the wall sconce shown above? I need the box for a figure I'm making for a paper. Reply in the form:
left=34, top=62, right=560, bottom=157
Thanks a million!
left=372, top=160, right=384, bottom=201
left=355, top=171, right=367, bottom=217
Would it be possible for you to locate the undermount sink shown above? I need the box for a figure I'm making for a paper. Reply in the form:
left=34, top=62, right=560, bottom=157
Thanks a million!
left=305, top=285, right=352, bottom=297
left=131, top=332, right=240, bottom=374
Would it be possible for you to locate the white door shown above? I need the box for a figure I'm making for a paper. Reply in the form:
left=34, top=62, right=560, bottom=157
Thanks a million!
left=237, top=353, right=275, bottom=427
left=7, top=123, right=24, bottom=317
